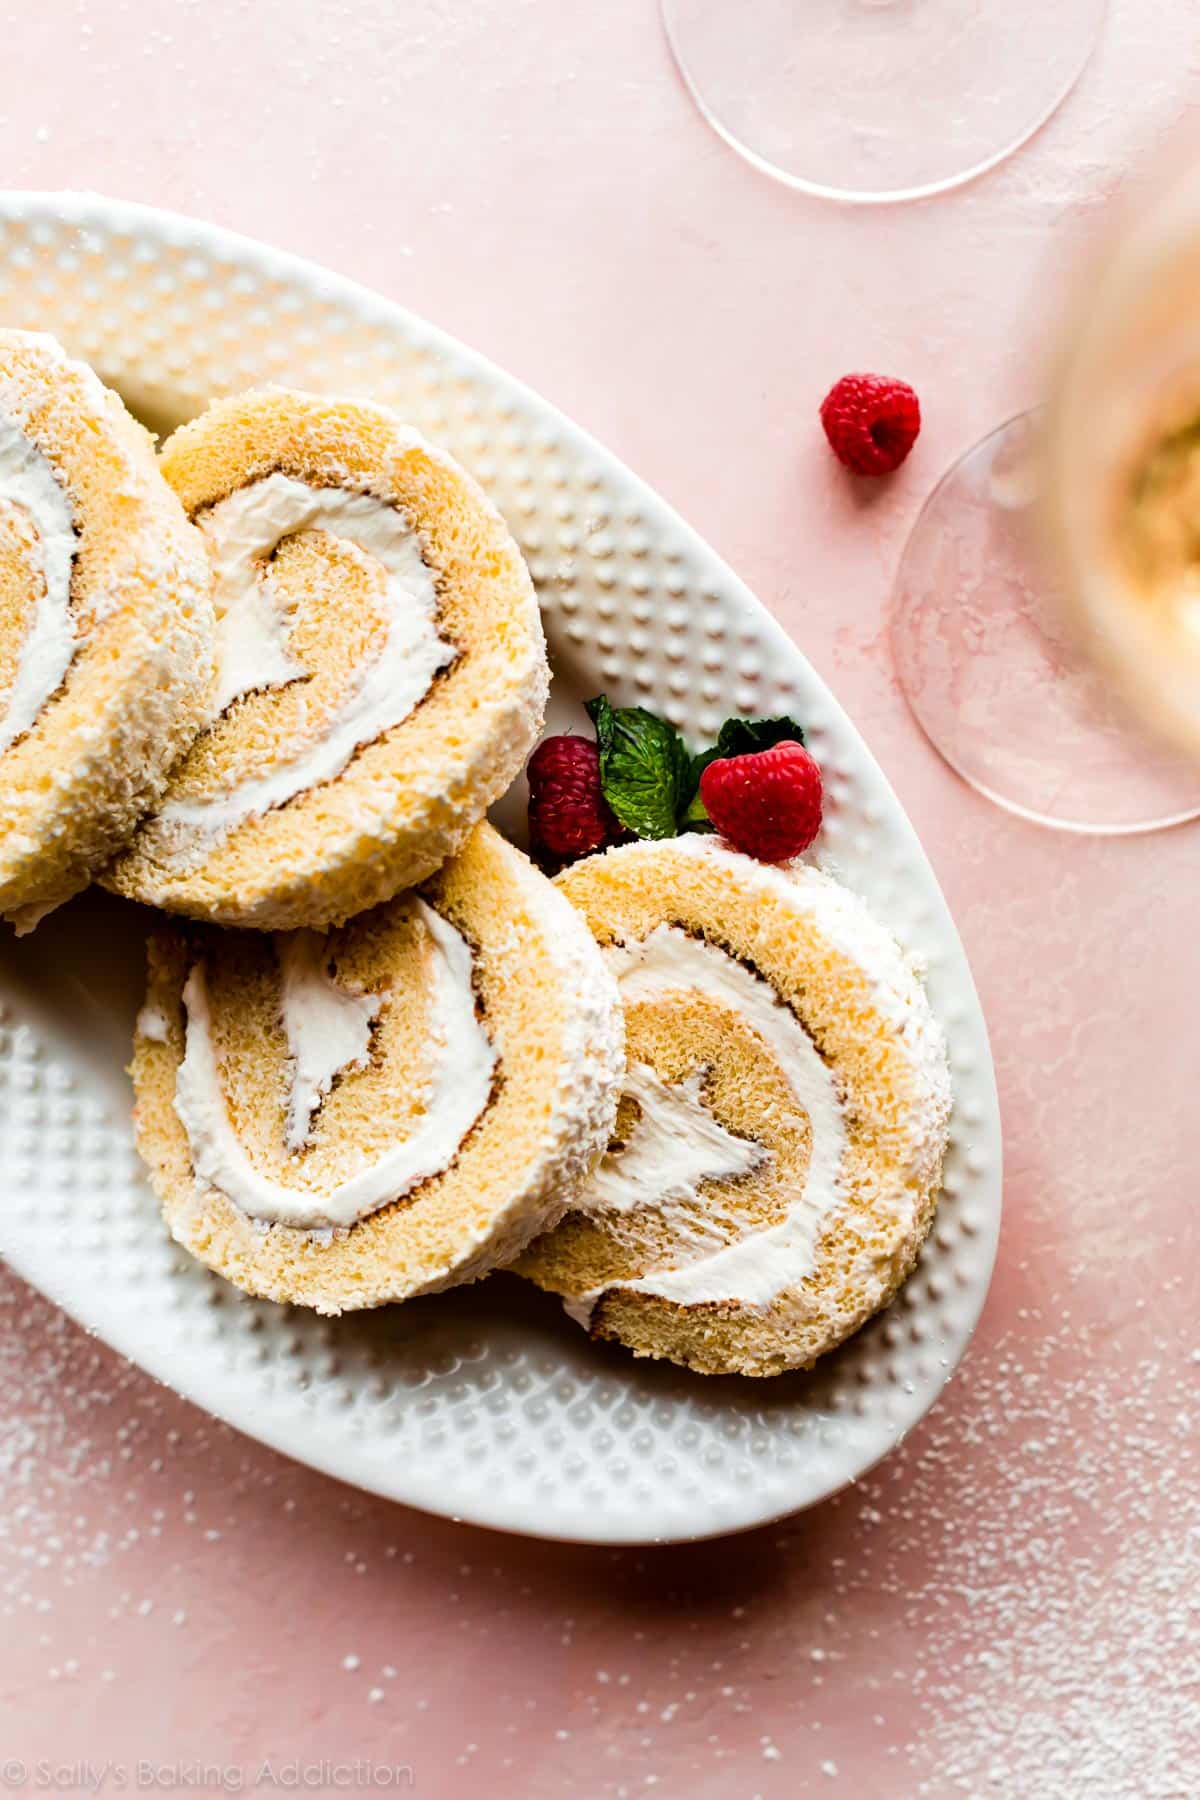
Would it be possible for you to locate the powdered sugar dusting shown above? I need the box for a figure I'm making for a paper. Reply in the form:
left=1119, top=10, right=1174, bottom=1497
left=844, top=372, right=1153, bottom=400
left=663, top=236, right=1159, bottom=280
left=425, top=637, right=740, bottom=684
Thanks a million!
left=1, top=1261, right=1192, bottom=1794
left=854, top=1321, right=1198, bottom=1796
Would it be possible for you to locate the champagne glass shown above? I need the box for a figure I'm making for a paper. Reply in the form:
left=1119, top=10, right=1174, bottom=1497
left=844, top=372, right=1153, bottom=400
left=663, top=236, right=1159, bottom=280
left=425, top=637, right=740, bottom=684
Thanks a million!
left=889, top=409, right=1200, bottom=834
left=889, top=144, right=1200, bottom=833
left=661, top=0, right=1107, bottom=204
left=1042, top=152, right=1200, bottom=768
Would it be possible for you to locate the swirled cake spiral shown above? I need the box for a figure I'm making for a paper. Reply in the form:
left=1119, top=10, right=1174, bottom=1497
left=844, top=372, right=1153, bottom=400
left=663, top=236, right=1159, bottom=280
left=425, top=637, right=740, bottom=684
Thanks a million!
left=517, top=835, right=952, bottom=1377
left=0, top=331, right=212, bottom=930
left=130, top=823, right=624, bottom=1313
left=108, top=386, right=549, bottom=929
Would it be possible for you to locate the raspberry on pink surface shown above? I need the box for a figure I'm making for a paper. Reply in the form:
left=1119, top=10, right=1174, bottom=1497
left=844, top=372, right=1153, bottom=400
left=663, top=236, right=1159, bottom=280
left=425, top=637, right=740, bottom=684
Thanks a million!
left=820, top=372, right=921, bottom=476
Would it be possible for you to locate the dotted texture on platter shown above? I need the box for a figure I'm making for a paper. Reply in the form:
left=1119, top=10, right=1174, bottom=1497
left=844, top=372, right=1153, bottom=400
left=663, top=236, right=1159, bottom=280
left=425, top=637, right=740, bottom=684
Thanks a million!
left=0, top=193, right=1001, bottom=1544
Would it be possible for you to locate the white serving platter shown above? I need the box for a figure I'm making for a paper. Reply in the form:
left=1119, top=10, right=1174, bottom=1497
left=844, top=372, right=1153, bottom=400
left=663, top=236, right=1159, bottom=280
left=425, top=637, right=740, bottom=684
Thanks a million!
left=0, top=192, right=1001, bottom=1543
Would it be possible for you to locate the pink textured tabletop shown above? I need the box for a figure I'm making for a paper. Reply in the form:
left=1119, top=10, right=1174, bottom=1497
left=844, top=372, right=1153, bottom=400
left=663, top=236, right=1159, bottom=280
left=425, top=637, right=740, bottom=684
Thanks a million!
left=2, top=3, right=1199, bottom=1796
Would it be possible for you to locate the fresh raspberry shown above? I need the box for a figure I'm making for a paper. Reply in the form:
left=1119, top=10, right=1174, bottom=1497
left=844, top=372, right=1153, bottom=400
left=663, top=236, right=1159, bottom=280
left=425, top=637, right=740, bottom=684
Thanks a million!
left=527, top=733, right=618, bottom=863
left=699, top=740, right=823, bottom=863
left=819, top=373, right=921, bottom=476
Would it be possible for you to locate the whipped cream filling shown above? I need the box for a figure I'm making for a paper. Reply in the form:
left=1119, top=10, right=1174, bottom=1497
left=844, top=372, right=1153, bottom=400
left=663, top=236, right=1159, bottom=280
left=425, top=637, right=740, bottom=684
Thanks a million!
left=583, top=1063, right=766, bottom=1217
left=157, top=475, right=456, bottom=850
left=276, top=930, right=383, bottom=1152
left=575, top=924, right=848, bottom=1319
left=0, top=411, right=77, bottom=754
left=209, top=572, right=304, bottom=717
left=174, top=899, right=496, bottom=1229
left=136, top=1000, right=171, bottom=1044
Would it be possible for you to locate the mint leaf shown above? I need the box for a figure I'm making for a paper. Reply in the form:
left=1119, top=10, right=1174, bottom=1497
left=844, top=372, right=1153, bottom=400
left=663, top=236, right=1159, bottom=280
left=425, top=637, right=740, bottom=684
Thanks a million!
left=680, top=785, right=715, bottom=831
left=688, top=745, right=720, bottom=789
left=585, top=696, right=691, bottom=840
left=678, top=747, right=717, bottom=833
left=586, top=693, right=616, bottom=761
left=713, top=715, right=806, bottom=758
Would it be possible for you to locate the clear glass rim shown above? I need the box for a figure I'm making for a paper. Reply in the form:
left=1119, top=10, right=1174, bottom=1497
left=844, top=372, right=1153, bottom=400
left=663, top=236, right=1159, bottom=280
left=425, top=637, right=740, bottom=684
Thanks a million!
left=659, top=0, right=1109, bottom=206
left=891, top=409, right=1200, bottom=835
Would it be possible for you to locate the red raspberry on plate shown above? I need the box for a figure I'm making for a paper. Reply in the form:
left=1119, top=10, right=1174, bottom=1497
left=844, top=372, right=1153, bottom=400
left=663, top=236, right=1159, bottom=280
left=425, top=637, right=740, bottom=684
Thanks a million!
left=527, top=733, right=617, bottom=862
left=699, top=740, right=823, bottom=863
left=819, top=373, right=921, bottom=476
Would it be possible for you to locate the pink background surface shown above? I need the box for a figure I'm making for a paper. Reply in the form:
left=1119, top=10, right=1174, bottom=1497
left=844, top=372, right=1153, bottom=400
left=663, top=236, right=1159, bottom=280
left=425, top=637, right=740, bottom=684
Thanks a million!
left=2, top=2, right=1199, bottom=1795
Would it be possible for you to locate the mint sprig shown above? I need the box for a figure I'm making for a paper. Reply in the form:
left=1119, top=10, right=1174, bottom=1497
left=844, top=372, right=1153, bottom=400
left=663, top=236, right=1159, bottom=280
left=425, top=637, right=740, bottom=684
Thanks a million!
left=586, top=696, right=692, bottom=840
left=679, top=782, right=716, bottom=832
left=584, top=697, right=806, bottom=841
left=711, top=715, right=805, bottom=757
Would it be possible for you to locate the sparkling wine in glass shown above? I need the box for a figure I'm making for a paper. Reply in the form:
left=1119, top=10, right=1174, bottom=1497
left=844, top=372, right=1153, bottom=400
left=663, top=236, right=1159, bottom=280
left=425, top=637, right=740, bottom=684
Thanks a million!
left=892, top=146, right=1200, bottom=833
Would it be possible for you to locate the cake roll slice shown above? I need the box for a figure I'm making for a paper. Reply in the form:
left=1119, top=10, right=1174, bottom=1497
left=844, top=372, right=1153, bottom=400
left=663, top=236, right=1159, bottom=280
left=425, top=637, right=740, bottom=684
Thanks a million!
left=130, top=823, right=623, bottom=1313
left=516, top=836, right=952, bottom=1377
left=107, top=387, right=549, bottom=929
left=0, top=330, right=213, bottom=930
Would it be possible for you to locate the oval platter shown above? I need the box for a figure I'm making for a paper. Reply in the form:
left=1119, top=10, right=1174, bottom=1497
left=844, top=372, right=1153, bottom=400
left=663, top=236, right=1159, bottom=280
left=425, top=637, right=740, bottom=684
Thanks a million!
left=0, top=192, right=1002, bottom=1543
